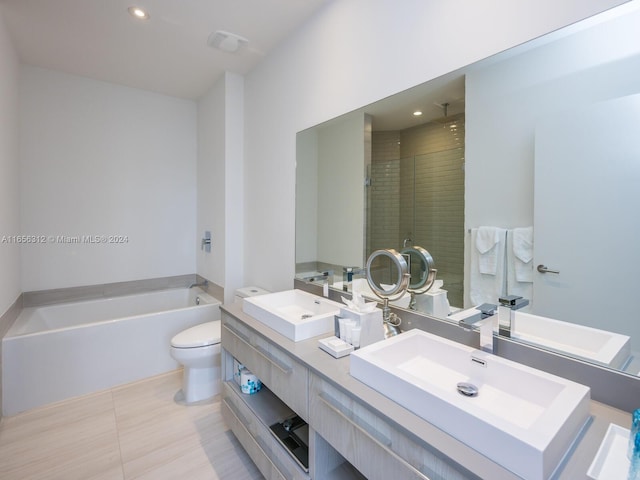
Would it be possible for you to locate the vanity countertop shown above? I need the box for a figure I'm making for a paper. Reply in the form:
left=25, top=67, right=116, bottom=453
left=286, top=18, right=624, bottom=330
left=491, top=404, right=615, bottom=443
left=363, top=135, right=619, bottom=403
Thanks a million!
left=221, top=302, right=630, bottom=480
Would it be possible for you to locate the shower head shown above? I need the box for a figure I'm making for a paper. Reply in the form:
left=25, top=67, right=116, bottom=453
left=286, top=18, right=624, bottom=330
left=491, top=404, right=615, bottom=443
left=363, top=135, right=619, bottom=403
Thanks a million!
left=430, top=101, right=462, bottom=125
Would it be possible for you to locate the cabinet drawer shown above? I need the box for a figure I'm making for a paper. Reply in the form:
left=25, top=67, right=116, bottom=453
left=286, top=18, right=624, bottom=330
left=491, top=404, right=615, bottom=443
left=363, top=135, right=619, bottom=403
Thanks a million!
left=222, top=383, right=310, bottom=480
left=309, top=374, right=474, bottom=480
left=222, top=313, right=309, bottom=419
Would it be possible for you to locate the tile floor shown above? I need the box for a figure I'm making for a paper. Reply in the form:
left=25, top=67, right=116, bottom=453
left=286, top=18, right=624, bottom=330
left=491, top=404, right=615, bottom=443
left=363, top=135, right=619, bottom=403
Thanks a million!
left=0, top=370, right=264, bottom=480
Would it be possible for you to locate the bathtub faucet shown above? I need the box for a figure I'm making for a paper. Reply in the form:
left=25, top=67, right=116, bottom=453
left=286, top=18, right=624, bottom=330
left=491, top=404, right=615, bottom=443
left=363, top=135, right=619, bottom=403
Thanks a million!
left=189, top=280, right=209, bottom=289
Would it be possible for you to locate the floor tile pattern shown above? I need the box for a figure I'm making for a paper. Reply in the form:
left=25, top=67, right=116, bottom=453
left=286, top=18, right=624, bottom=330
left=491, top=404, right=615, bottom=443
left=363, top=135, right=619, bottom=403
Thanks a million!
left=0, top=370, right=263, bottom=480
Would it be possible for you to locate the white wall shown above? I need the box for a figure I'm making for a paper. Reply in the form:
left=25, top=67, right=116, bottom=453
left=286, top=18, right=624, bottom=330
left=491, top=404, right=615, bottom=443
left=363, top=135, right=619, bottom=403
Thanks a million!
left=197, top=72, right=244, bottom=302
left=222, top=73, right=245, bottom=302
left=197, top=76, right=226, bottom=289
left=0, top=10, right=20, bottom=314
left=242, top=0, right=628, bottom=292
left=19, top=66, right=197, bottom=291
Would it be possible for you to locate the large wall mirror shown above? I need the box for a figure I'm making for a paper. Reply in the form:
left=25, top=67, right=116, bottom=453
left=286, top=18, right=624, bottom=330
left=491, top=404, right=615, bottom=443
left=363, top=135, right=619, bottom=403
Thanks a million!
left=295, top=3, right=640, bottom=379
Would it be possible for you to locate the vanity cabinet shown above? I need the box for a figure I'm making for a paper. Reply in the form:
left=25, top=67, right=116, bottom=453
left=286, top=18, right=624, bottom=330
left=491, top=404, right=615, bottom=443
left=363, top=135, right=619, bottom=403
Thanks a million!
left=309, top=373, right=473, bottom=480
left=221, top=307, right=477, bottom=480
left=221, top=311, right=311, bottom=480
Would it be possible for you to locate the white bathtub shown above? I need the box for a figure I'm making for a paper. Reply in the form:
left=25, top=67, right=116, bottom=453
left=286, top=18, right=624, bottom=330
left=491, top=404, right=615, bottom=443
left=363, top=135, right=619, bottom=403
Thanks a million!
left=2, top=287, right=221, bottom=416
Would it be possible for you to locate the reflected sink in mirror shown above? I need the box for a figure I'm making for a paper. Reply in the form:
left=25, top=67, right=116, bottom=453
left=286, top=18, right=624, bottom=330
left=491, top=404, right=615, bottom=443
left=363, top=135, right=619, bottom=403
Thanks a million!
left=334, top=277, right=451, bottom=317
left=333, top=278, right=411, bottom=309
left=242, top=289, right=342, bottom=341
left=512, top=311, right=631, bottom=371
left=350, top=329, right=591, bottom=480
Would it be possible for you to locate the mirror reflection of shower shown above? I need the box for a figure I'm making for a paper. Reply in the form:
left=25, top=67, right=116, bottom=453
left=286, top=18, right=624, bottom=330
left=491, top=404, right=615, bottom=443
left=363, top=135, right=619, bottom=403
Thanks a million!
left=366, top=112, right=465, bottom=308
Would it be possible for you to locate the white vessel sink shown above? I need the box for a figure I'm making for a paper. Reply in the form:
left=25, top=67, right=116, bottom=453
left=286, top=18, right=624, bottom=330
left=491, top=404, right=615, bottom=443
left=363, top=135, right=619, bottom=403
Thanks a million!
left=350, top=329, right=591, bottom=480
left=242, top=289, right=342, bottom=341
left=512, top=311, right=631, bottom=369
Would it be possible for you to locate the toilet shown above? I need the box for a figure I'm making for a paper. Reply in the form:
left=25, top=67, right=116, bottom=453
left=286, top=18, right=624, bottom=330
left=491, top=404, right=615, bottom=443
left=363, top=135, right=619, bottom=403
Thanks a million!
left=170, top=321, right=222, bottom=404
left=234, top=285, right=271, bottom=304
left=170, top=286, right=270, bottom=404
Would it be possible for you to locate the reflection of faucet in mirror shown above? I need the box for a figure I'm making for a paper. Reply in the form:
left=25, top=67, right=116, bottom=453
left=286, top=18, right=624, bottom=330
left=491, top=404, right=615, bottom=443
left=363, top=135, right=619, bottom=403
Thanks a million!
left=403, top=236, right=412, bottom=248
left=302, top=270, right=334, bottom=285
left=342, top=266, right=366, bottom=293
left=497, top=295, right=529, bottom=338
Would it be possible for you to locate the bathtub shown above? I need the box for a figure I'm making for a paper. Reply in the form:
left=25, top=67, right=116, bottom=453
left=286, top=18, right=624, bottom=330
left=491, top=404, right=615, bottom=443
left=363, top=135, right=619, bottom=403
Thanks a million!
left=2, top=287, right=221, bottom=416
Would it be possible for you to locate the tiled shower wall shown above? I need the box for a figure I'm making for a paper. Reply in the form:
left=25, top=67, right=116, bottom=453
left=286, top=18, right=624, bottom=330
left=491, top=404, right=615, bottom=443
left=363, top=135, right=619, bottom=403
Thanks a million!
left=368, top=132, right=401, bottom=255
left=370, top=114, right=465, bottom=307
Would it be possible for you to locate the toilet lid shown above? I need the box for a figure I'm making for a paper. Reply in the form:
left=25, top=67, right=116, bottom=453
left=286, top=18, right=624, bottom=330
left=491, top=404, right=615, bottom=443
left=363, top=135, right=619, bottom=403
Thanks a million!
left=171, top=321, right=221, bottom=348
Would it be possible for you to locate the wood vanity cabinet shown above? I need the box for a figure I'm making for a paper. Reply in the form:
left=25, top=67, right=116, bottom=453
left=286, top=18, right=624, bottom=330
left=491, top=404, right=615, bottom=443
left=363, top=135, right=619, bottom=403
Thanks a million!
left=220, top=308, right=477, bottom=480
left=221, top=312, right=310, bottom=480
left=309, top=373, right=472, bottom=480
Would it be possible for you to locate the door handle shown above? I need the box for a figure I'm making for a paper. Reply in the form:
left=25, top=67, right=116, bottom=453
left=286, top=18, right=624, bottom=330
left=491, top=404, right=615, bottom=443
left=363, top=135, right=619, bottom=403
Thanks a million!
left=537, top=264, right=560, bottom=274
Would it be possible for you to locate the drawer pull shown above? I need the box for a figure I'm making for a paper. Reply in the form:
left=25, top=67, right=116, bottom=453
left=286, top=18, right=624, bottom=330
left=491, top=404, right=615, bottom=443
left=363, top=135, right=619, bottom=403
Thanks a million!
left=224, top=322, right=251, bottom=343
left=255, top=344, right=293, bottom=375
left=319, top=391, right=392, bottom=447
left=256, top=434, right=293, bottom=480
left=224, top=323, right=293, bottom=375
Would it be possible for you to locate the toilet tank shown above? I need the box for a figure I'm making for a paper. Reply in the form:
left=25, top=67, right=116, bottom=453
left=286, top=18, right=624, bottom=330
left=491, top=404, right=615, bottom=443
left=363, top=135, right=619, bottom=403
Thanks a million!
left=234, top=286, right=271, bottom=304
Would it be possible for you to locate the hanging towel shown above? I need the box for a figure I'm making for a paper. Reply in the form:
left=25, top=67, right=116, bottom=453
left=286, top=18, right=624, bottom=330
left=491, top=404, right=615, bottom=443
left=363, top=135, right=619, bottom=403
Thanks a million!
left=512, top=227, right=534, bottom=282
left=506, top=227, right=534, bottom=306
left=475, top=226, right=500, bottom=275
left=469, top=227, right=507, bottom=305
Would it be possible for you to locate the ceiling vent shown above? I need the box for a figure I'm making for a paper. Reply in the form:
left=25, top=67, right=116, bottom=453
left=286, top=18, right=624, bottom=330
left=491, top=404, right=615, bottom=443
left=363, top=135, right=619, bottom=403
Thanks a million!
left=207, top=30, right=248, bottom=53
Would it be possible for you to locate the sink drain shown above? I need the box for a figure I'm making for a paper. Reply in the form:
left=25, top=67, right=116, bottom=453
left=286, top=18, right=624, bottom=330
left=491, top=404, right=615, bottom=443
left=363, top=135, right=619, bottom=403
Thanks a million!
left=301, top=314, right=312, bottom=319
left=457, top=382, right=479, bottom=397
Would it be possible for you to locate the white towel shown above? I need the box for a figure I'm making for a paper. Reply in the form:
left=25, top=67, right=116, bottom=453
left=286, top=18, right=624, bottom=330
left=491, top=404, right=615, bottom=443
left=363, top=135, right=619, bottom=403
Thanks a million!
left=475, top=226, right=500, bottom=275
left=469, top=227, right=507, bottom=305
left=506, top=227, right=534, bottom=307
left=512, top=227, right=534, bottom=282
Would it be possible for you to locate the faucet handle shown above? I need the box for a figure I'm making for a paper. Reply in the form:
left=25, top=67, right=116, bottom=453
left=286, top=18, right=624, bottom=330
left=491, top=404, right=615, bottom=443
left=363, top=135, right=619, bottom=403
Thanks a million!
left=498, top=295, right=529, bottom=309
left=499, top=295, right=522, bottom=306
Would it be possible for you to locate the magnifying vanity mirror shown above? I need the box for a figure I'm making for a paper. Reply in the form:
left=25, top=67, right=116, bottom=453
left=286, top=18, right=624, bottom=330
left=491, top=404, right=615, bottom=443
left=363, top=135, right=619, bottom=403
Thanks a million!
left=365, top=249, right=410, bottom=300
left=295, top=2, right=640, bottom=382
left=365, top=249, right=409, bottom=337
left=400, top=246, right=438, bottom=311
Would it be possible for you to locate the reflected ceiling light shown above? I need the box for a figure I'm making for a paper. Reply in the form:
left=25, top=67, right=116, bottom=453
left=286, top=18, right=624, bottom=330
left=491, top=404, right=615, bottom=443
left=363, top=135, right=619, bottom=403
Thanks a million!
left=128, top=6, right=150, bottom=20
left=413, top=110, right=423, bottom=116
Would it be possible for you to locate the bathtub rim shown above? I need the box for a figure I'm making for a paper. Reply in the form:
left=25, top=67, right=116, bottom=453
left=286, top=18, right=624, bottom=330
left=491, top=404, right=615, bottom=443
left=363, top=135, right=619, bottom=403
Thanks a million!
left=4, top=287, right=221, bottom=339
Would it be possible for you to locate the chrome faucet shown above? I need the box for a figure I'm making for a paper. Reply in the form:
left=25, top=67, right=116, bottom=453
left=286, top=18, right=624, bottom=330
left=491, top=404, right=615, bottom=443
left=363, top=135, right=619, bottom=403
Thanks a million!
left=458, top=303, right=497, bottom=353
left=497, top=295, right=529, bottom=338
left=303, top=271, right=333, bottom=284
left=342, top=266, right=365, bottom=292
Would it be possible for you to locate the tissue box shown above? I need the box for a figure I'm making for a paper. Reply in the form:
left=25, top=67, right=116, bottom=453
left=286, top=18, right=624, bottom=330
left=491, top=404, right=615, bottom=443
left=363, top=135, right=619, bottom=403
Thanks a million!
left=339, top=307, right=384, bottom=348
left=240, top=368, right=262, bottom=395
left=233, top=358, right=244, bottom=386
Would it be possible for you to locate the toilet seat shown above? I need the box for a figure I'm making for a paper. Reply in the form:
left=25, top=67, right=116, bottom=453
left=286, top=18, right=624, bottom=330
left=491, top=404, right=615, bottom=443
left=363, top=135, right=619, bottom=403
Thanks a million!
left=171, top=321, right=221, bottom=348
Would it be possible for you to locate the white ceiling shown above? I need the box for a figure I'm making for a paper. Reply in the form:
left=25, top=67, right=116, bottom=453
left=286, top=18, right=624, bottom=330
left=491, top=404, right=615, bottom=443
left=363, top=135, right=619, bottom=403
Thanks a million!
left=0, top=0, right=331, bottom=99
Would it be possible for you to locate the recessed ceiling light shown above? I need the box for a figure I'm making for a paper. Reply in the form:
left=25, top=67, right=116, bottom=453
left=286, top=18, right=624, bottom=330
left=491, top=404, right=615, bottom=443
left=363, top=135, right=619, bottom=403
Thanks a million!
left=413, top=110, right=423, bottom=116
left=128, top=6, right=150, bottom=20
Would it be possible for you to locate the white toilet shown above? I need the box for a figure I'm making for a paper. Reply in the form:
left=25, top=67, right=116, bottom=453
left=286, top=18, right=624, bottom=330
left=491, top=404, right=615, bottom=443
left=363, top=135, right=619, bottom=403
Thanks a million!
left=170, top=286, right=270, bottom=404
left=170, top=321, right=222, bottom=404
